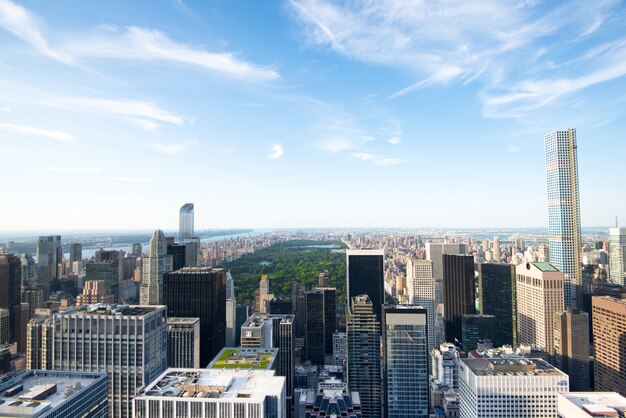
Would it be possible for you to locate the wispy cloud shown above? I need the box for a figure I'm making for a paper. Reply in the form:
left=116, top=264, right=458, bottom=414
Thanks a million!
left=147, top=139, right=199, bottom=155
left=0, top=122, right=73, bottom=141
left=35, top=165, right=101, bottom=173
left=111, top=176, right=153, bottom=183
left=349, top=152, right=405, bottom=167
left=268, top=144, right=284, bottom=160
left=221, top=148, right=239, bottom=154
left=388, top=137, right=401, bottom=145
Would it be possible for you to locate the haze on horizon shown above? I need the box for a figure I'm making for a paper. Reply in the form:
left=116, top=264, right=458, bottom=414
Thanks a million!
left=1, top=0, right=625, bottom=231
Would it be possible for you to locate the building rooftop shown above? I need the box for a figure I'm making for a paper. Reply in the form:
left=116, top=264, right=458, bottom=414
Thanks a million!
left=138, top=368, right=284, bottom=402
left=170, top=267, right=224, bottom=274
left=242, top=313, right=294, bottom=329
left=533, top=262, right=560, bottom=272
left=461, top=358, right=566, bottom=377
left=66, top=304, right=165, bottom=317
left=167, top=317, right=200, bottom=324
left=208, top=347, right=278, bottom=370
left=0, top=370, right=106, bottom=417
left=559, top=392, right=626, bottom=416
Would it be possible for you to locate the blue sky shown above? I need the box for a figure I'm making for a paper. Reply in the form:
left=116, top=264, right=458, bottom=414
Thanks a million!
left=1, top=0, right=625, bottom=231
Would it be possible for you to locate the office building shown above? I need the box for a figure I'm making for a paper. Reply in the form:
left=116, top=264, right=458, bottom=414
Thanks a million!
left=140, top=230, right=172, bottom=305
left=235, top=304, right=249, bottom=346
left=269, top=298, right=292, bottom=314
left=346, top=295, right=382, bottom=418
left=329, top=331, right=347, bottom=367
left=94, top=249, right=120, bottom=263
left=179, top=202, right=194, bottom=242
left=592, top=296, right=626, bottom=396
left=26, top=316, right=52, bottom=370
left=318, top=271, right=329, bottom=287
left=383, top=305, right=429, bottom=418
left=304, top=288, right=336, bottom=364
left=167, top=317, right=200, bottom=369
left=431, top=343, right=461, bottom=389
left=558, top=392, right=626, bottom=418
left=21, top=253, right=37, bottom=287
left=426, top=243, right=467, bottom=281
left=0, top=370, right=108, bottom=418
left=553, top=308, right=589, bottom=391
left=407, top=259, right=437, bottom=350
left=15, top=302, right=31, bottom=353
left=0, top=253, right=21, bottom=343
left=442, top=254, right=475, bottom=344
left=346, top=249, right=385, bottom=322
left=163, top=267, right=226, bottom=366
left=208, top=347, right=278, bottom=371
left=225, top=271, right=237, bottom=347
left=133, top=368, right=286, bottom=418
left=85, top=260, right=119, bottom=302
left=69, top=242, right=82, bottom=264
left=36, top=235, right=62, bottom=296
left=516, top=262, right=564, bottom=355
left=256, top=275, right=275, bottom=314
left=477, top=263, right=517, bottom=346
left=166, top=243, right=186, bottom=271
left=461, top=314, right=495, bottom=352
left=51, top=304, right=167, bottom=418
left=292, top=281, right=306, bottom=338
left=295, top=377, right=361, bottom=418
left=609, top=227, right=626, bottom=286
left=459, top=358, right=569, bottom=417
left=131, top=243, right=142, bottom=257
left=76, top=280, right=114, bottom=305
left=0, top=308, right=9, bottom=345
left=545, top=129, right=583, bottom=308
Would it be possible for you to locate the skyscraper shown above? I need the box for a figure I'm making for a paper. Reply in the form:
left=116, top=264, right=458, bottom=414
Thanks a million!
left=545, top=129, right=582, bottom=308
left=304, top=289, right=325, bottom=364
left=225, top=271, right=237, bottom=346
left=51, top=304, right=168, bottom=418
left=477, top=263, right=517, bottom=346
left=163, top=267, right=226, bottom=366
left=167, top=317, right=200, bottom=368
left=461, top=314, right=495, bottom=352
left=69, top=243, right=82, bottom=264
left=382, top=305, right=429, bottom=418
left=36, top=235, right=62, bottom=297
left=346, top=249, right=385, bottom=322
left=179, top=202, right=194, bottom=242
left=609, top=227, right=626, bottom=286
left=346, top=295, right=382, bottom=418
left=425, top=242, right=467, bottom=281
left=407, top=258, right=436, bottom=350
left=516, top=262, right=564, bottom=355
left=553, top=308, right=590, bottom=391
left=140, top=230, right=172, bottom=305
left=0, top=253, right=21, bottom=343
left=592, top=296, right=626, bottom=396
left=292, top=281, right=306, bottom=338
left=442, top=254, right=475, bottom=344
left=85, top=260, right=119, bottom=302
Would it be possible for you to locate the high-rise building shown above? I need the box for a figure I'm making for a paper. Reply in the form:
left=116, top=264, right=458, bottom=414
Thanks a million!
left=257, top=274, right=275, bottom=314
left=516, top=262, right=564, bottom=355
left=407, top=259, right=436, bottom=350
left=0, top=253, right=21, bottom=343
left=609, top=227, right=626, bottom=286
left=319, top=271, right=329, bottom=287
left=269, top=298, right=292, bottom=314
left=426, top=243, right=467, bottom=281
left=133, top=368, right=286, bottom=418
left=167, top=317, right=200, bottom=368
left=75, top=280, right=114, bottom=305
left=69, top=242, right=82, bottom=264
left=304, top=287, right=336, bottom=364
left=592, top=296, right=626, bottom=396
left=431, top=343, right=461, bottom=389
left=14, top=302, right=30, bottom=353
left=131, top=243, right=142, bottom=257
left=26, top=316, right=52, bottom=370
left=442, top=254, right=475, bottom=344
left=20, top=253, right=37, bottom=287
left=85, top=260, right=119, bottom=302
left=235, top=303, right=249, bottom=345
left=558, top=392, right=626, bottom=417
left=553, top=308, right=590, bottom=391
left=477, top=263, right=517, bottom=346
left=292, top=281, right=306, bottom=338
left=545, top=129, right=583, bottom=308
left=296, top=377, right=361, bottom=418
left=140, top=230, right=172, bottom=305
left=179, top=202, right=194, bottom=242
left=461, top=314, right=495, bottom=352
left=330, top=331, right=347, bottom=367
left=225, top=271, right=237, bottom=347
left=382, top=305, right=429, bottom=418
left=166, top=242, right=186, bottom=271
left=346, top=249, right=385, bottom=322
left=51, top=304, right=168, bottom=418
left=459, top=358, right=569, bottom=417
left=492, top=236, right=501, bottom=263
left=162, top=267, right=226, bottom=366
left=36, top=235, right=62, bottom=297
left=0, top=370, right=108, bottom=418
left=346, top=295, right=382, bottom=418
left=0, top=309, right=9, bottom=345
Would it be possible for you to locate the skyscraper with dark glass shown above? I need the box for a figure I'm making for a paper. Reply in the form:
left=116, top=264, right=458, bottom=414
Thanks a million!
left=304, top=287, right=336, bottom=364
left=85, top=260, right=119, bottom=302
left=477, top=263, right=517, bottom=346
left=346, top=249, right=384, bottom=322
left=163, top=267, right=226, bottom=366
left=347, top=295, right=382, bottom=418
left=461, top=314, right=495, bottom=352
left=36, top=235, right=61, bottom=298
left=0, top=254, right=21, bottom=343
left=383, top=305, right=429, bottom=418
left=443, top=254, right=475, bottom=344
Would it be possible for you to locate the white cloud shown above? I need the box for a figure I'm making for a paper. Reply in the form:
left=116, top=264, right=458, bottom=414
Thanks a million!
left=58, top=97, right=186, bottom=125
left=0, top=122, right=73, bottom=141
left=221, top=148, right=239, bottom=154
left=147, top=139, right=199, bottom=156
left=268, top=144, right=284, bottom=160
left=388, top=137, right=401, bottom=145
left=35, top=165, right=101, bottom=173
left=318, top=136, right=355, bottom=153
left=111, top=176, right=153, bottom=183
left=349, top=152, right=404, bottom=166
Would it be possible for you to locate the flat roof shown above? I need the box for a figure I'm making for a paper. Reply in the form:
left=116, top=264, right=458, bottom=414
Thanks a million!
left=65, top=304, right=165, bottom=317
left=208, top=347, right=278, bottom=370
left=346, top=249, right=383, bottom=256
left=533, top=262, right=560, bottom=272
left=559, top=392, right=626, bottom=414
left=462, top=358, right=565, bottom=377
left=242, top=314, right=294, bottom=328
left=167, top=317, right=200, bottom=324
left=138, top=368, right=284, bottom=402
left=0, top=371, right=106, bottom=417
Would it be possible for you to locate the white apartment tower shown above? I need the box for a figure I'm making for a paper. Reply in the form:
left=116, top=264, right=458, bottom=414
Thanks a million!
left=407, top=258, right=436, bottom=350
left=609, top=227, right=626, bottom=286
left=140, top=230, right=172, bottom=305
left=545, top=129, right=582, bottom=308
left=515, top=262, right=564, bottom=355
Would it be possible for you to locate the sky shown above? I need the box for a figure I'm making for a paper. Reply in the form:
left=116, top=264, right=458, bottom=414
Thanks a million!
left=1, top=0, right=625, bottom=231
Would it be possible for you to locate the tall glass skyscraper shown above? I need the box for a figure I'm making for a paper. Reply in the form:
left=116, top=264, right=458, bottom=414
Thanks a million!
left=346, top=249, right=384, bottom=322
left=609, top=227, right=626, bottom=286
left=383, top=305, right=429, bottom=418
left=545, top=129, right=582, bottom=308
left=179, top=203, right=194, bottom=242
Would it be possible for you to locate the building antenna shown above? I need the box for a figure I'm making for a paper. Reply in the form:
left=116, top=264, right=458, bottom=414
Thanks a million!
left=616, top=216, right=619, bottom=228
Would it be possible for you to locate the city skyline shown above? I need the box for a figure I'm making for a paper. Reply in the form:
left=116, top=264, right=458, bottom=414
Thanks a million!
left=1, top=1, right=625, bottom=230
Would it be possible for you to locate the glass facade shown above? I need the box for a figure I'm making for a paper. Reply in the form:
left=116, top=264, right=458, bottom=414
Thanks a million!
left=477, top=263, right=516, bottom=346
left=347, top=250, right=385, bottom=322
